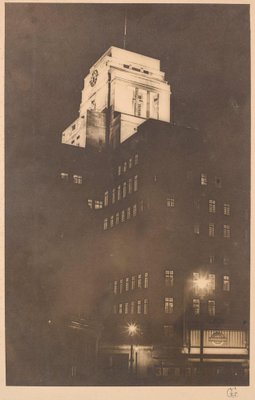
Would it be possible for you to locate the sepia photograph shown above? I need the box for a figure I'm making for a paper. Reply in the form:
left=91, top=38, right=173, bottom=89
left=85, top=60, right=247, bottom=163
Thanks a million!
left=5, top=1, right=251, bottom=391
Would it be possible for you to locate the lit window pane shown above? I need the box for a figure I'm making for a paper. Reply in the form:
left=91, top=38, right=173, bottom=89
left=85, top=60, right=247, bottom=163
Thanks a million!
left=164, top=297, right=174, bottom=314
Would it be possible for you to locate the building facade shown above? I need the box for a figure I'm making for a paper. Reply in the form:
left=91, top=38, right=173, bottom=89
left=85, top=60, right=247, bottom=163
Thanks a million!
left=58, top=47, right=249, bottom=385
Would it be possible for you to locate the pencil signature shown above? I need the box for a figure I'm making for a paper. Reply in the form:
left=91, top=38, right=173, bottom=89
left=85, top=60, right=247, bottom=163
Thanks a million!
left=227, top=387, right=238, bottom=398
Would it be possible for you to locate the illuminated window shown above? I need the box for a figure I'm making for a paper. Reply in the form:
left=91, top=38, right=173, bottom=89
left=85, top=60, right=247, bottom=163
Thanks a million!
left=87, top=199, right=93, bottom=209
left=104, top=191, right=109, bottom=207
left=119, top=303, right=123, bottom=314
left=127, top=207, right=131, bottom=220
left=165, top=270, right=174, bottom=287
left=193, top=272, right=200, bottom=295
left=208, top=274, right=215, bottom=292
left=123, top=161, right=127, bottom=173
left=115, top=212, right=120, bottom=225
left=125, top=277, right=129, bottom=291
left=113, top=281, right=118, bottom=295
left=117, top=185, right=121, bottom=201
left=144, top=299, right=148, bottom=314
left=163, top=325, right=173, bottom=337
left=209, top=255, right=215, bottom=264
left=129, top=158, right=133, bottom=169
left=130, top=301, right=135, bottom=314
left=209, top=199, right=216, bottom=213
left=123, top=182, right=127, bottom=198
left=194, top=224, right=200, bottom=235
left=60, top=172, right=68, bottom=181
left=95, top=200, right=103, bottom=209
left=209, top=223, right=215, bottom=237
left=121, top=210, right=125, bottom=223
left=117, top=165, right=121, bottom=176
left=119, top=279, right=123, bottom=294
left=224, top=224, right=231, bottom=238
left=103, top=218, right=108, bottom=230
left=110, top=215, right=114, bottom=228
left=137, top=300, right=142, bottom=314
left=167, top=197, right=175, bottom=207
left=128, top=178, right=133, bottom=194
left=73, top=175, right=82, bottom=184
left=131, top=276, right=136, bottom=290
left=164, top=297, right=174, bottom=314
left=138, top=274, right=142, bottom=288
left=208, top=300, right=216, bottom=316
left=223, top=275, right=230, bottom=291
left=192, top=299, right=200, bottom=315
left=112, top=188, right=116, bottom=204
left=124, top=302, right=128, bottom=314
left=223, top=256, right=229, bottom=265
left=134, top=153, right=139, bottom=165
left=144, top=272, right=149, bottom=288
left=133, top=204, right=137, bottom=217
left=201, top=173, right=207, bottom=185
left=224, top=203, right=230, bottom=215
left=134, top=175, right=138, bottom=192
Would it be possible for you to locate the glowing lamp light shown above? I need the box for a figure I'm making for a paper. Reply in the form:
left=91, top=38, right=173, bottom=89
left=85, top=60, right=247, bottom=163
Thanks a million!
left=196, top=277, right=209, bottom=290
left=127, top=323, right=138, bottom=336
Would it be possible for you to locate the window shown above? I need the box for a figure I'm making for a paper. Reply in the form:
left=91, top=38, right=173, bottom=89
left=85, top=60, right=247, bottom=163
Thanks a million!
left=192, top=299, right=200, bottom=315
left=117, top=185, right=121, bottom=201
left=193, top=272, right=200, bottom=295
left=134, top=175, right=138, bottom=192
left=73, top=175, right=82, bottom=184
left=163, top=325, right=173, bottom=338
left=115, top=212, right=120, bottom=225
left=117, top=165, right=121, bottom=176
left=123, top=161, right=127, bottom=173
left=104, top=191, right=109, bottom=207
left=224, top=224, right=231, bottom=238
left=194, top=224, right=200, bottom=235
left=208, top=274, right=215, bottom=292
left=130, top=301, right=135, bottom=314
left=134, top=153, right=139, bottom=165
left=103, top=218, right=108, bottom=230
left=209, top=255, right=215, bottom=264
left=164, top=297, right=174, bottom=314
left=72, top=124, right=76, bottom=131
left=129, top=158, right=133, bottom=169
left=165, top=270, right=174, bottom=287
left=144, top=272, right=149, bottom=288
left=138, top=274, right=142, bottom=288
left=144, top=299, right=148, bottom=314
left=60, top=172, right=68, bottom=181
left=194, top=199, right=200, bottom=210
left=119, top=303, right=123, bottom=314
left=209, top=199, right=216, bottom=214
left=121, top=210, right=125, bottom=223
left=128, top=178, right=133, bottom=194
left=112, top=189, right=116, bottom=204
left=133, top=204, right=137, bottom=217
left=208, top=300, right=216, bottom=316
left=127, top=207, right=131, bottom=220
left=119, top=279, right=123, bottom=294
left=224, top=203, right=230, bottom=216
left=88, top=199, right=93, bottom=209
left=95, top=200, right=103, bottom=209
left=113, top=281, right=118, bottom=295
left=123, top=182, right=127, bottom=198
left=209, top=223, right=215, bottom=237
left=110, top=215, right=114, bottom=228
left=223, top=256, right=229, bottom=265
left=215, top=177, right=222, bottom=188
left=201, top=173, right=207, bottom=185
left=167, top=197, right=175, bottom=207
left=140, top=200, right=144, bottom=212
left=131, top=276, right=136, bottom=290
left=125, top=277, right=129, bottom=291
left=223, top=275, right=230, bottom=291
left=137, top=300, right=142, bottom=314
left=124, top=302, right=128, bottom=314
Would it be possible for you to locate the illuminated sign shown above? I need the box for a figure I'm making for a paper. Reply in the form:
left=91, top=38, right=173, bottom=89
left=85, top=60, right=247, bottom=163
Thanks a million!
left=208, top=331, right=227, bottom=346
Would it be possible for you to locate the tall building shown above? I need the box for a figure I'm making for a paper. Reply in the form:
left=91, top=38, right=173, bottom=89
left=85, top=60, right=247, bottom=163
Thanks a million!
left=59, top=47, right=249, bottom=385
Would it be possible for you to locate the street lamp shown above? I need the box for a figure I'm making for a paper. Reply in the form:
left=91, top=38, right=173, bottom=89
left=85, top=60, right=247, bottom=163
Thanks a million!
left=127, top=323, right=138, bottom=376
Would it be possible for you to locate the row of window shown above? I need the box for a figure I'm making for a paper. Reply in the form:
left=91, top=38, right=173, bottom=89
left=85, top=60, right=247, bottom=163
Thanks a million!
left=113, top=273, right=149, bottom=294
left=193, top=272, right=230, bottom=292
left=167, top=197, right=230, bottom=215
left=88, top=199, right=103, bottom=209
left=165, top=297, right=217, bottom=316
left=104, top=176, right=138, bottom=207
left=113, top=299, right=148, bottom=315
left=201, top=173, right=222, bottom=188
left=60, top=173, right=83, bottom=184
left=103, top=201, right=144, bottom=230
left=194, top=223, right=231, bottom=238
left=117, top=154, right=139, bottom=176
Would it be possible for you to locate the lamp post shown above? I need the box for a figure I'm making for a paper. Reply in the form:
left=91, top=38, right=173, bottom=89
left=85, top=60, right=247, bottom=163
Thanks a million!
left=127, top=323, right=138, bottom=377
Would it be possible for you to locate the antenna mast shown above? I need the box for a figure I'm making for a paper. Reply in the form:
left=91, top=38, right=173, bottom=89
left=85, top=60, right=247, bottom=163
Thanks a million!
left=123, top=9, right=127, bottom=49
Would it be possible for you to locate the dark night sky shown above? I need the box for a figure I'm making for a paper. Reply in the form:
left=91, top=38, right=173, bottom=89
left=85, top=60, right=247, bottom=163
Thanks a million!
left=5, top=3, right=250, bottom=383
